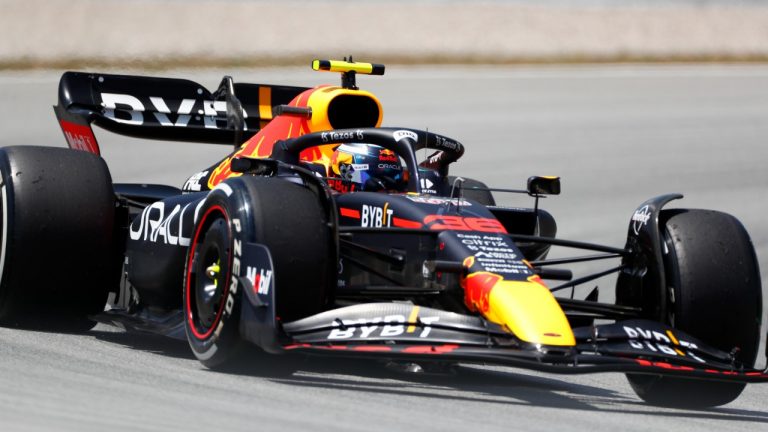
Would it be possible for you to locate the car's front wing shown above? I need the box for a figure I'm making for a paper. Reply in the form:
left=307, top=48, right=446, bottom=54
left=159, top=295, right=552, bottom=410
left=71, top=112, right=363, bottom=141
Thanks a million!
left=280, top=302, right=768, bottom=383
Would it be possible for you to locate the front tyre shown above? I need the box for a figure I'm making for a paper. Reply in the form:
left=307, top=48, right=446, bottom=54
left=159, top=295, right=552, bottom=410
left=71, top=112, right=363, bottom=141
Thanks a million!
left=184, top=177, right=334, bottom=368
left=184, top=199, right=243, bottom=367
left=627, top=209, right=762, bottom=408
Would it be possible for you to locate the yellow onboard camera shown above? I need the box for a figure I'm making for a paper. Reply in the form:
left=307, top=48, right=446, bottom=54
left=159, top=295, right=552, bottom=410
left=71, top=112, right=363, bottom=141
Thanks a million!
left=311, top=57, right=385, bottom=89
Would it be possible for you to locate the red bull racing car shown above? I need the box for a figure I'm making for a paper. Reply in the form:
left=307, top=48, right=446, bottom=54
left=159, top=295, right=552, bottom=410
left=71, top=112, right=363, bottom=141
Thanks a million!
left=0, top=59, right=764, bottom=408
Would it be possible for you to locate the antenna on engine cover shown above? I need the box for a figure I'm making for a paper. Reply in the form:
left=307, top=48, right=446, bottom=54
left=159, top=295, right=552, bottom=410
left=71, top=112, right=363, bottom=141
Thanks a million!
left=342, top=56, right=357, bottom=89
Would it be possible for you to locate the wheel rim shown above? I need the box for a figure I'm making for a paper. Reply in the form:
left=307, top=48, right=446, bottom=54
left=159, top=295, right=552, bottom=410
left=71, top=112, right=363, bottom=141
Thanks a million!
left=186, top=206, right=230, bottom=340
left=196, top=247, right=222, bottom=329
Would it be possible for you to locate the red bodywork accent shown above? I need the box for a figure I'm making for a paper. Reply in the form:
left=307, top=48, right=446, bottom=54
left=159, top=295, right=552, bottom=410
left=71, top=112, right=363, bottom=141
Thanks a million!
left=401, top=344, right=460, bottom=355
left=462, top=272, right=503, bottom=314
left=636, top=359, right=697, bottom=372
left=208, top=88, right=320, bottom=188
left=252, top=273, right=261, bottom=295
left=391, top=217, right=423, bottom=229
left=283, top=344, right=312, bottom=350
left=340, top=208, right=361, bottom=219
left=59, top=120, right=99, bottom=155
left=283, top=343, right=458, bottom=355
left=423, top=215, right=507, bottom=233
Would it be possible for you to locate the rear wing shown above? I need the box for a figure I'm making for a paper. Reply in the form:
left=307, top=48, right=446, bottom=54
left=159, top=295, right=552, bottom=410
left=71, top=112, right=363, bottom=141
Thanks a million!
left=54, top=71, right=309, bottom=155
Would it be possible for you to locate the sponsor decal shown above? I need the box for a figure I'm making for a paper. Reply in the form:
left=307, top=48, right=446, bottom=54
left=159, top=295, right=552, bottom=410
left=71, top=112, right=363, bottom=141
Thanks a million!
left=129, top=201, right=199, bottom=246
left=632, top=205, right=652, bottom=235
left=420, top=178, right=435, bottom=191
left=246, top=266, right=272, bottom=295
left=623, top=325, right=705, bottom=363
left=426, top=153, right=443, bottom=166
left=219, top=218, right=242, bottom=336
left=433, top=135, right=459, bottom=151
left=378, top=149, right=398, bottom=162
left=362, top=203, right=393, bottom=228
left=377, top=163, right=400, bottom=170
left=328, top=179, right=357, bottom=193
left=321, top=129, right=364, bottom=143
left=183, top=170, right=209, bottom=192
left=423, top=215, right=507, bottom=233
left=475, top=251, right=518, bottom=260
left=457, top=233, right=513, bottom=252
left=393, top=129, right=418, bottom=142
left=336, top=143, right=369, bottom=155
left=405, top=195, right=472, bottom=207
left=100, top=92, right=233, bottom=130
left=59, top=120, right=99, bottom=154
left=456, top=234, right=529, bottom=274
left=327, top=311, right=440, bottom=340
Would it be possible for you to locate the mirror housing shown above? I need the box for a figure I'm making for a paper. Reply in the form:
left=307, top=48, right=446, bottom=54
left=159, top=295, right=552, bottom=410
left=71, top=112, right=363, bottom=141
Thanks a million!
left=527, top=176, right=561, bottom=195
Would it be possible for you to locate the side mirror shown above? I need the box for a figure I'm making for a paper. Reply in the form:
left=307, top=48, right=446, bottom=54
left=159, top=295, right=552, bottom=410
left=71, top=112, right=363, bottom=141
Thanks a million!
left=231, top=157, right=279, bottom=176
left=527, top=176, right=561, bottom=195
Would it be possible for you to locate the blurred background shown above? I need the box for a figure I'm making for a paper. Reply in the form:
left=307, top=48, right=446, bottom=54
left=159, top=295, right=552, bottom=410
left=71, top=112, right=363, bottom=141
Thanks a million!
left=3, top=0, right=768, bottom=69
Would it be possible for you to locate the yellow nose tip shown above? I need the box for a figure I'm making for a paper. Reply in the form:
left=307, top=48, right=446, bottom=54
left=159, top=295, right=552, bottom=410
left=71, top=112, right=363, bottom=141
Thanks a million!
left=464, top=273, right=575, bottom=347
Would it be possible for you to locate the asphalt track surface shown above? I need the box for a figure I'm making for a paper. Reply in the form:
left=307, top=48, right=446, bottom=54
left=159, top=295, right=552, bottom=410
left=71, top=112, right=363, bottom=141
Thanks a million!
left=0, top=65, right=767, bottom=431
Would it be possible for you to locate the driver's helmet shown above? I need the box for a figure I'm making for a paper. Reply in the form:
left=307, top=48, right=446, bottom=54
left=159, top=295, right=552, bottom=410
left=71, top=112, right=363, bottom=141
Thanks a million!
left=329, top=144, right=406, bottom=192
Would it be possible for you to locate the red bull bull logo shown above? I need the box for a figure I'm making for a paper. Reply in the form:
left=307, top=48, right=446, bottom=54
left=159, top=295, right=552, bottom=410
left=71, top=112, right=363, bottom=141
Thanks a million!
left=379, top=149, right=398, bottom=162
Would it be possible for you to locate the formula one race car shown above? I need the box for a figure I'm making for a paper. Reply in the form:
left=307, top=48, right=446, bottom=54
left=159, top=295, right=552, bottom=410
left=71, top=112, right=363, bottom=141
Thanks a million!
left=0, top=59, right=764, bottom=408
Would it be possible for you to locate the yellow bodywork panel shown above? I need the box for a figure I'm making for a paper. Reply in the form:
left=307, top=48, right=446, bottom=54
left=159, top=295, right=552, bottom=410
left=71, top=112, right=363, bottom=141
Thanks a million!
left=486, top=279, right=575, bottom=346
left=305, top=86, right=383, bottom=132
left=464, top=272, right=575, bottom=347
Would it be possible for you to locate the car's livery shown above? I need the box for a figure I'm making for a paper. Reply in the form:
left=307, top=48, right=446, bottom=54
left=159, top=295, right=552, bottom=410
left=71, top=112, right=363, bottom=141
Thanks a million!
left=0, top=59, right=764, bottom=408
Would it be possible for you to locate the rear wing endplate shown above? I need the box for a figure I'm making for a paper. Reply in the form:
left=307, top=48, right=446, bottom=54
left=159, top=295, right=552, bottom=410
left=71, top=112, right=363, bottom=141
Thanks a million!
left=54, top=71, right=309, bottom=155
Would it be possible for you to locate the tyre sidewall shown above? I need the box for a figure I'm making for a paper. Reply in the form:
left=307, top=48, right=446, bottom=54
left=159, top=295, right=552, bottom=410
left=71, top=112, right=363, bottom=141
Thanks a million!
left=184, top=187, right=248, bottom=366
left=0, top=151, right=18, bottom=317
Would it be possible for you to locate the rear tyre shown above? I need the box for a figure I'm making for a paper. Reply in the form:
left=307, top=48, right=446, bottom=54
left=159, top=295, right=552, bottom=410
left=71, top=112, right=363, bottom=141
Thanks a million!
left=627, top=209, right=762, bottom=408
left=446, top=176, right=495, bottom=206
left=0, top=146, right=115, bottom=330
left=184, top=177, right=333, bottom=368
